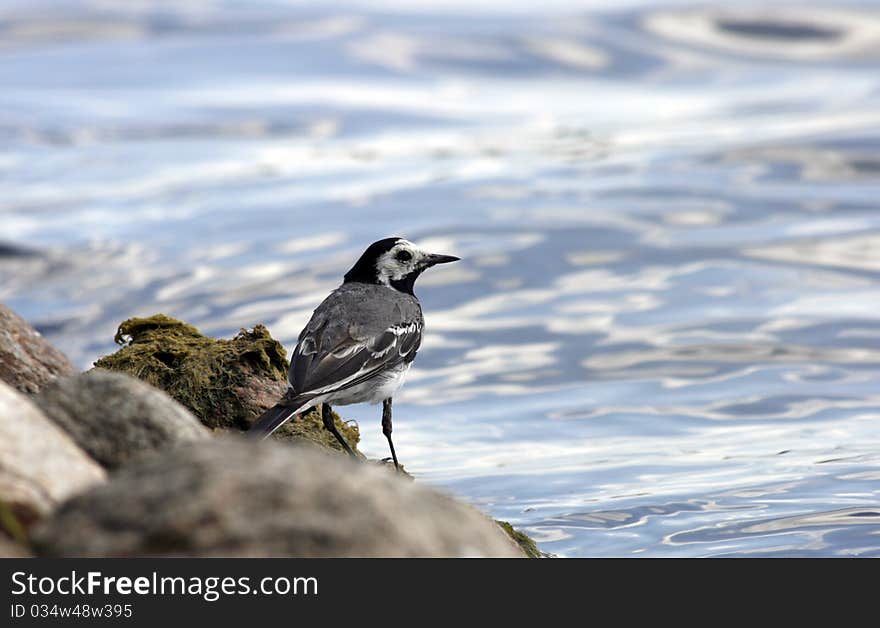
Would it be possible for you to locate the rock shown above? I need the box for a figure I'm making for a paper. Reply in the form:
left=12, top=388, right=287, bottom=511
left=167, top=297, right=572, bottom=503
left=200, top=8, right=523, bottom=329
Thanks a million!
left=1, top=497, right=30, bottom=556
left=0, top=381, right=105, bottom=528
left=33, top=438, right=525, bottom=558
left=496, top=520, right=550, bottom=558
left=0, top=536, right=30, bottom=558
left=93, top=315, right=283, bottom=432
left=93, top=314, right=361, bottom=453
left=0, top=303, right=77, bottom=394
left=91, top=315, right=537, bottom=552
left=267, top=404, right=363, bottom=452
left=34, top=369, right=210, bottom=471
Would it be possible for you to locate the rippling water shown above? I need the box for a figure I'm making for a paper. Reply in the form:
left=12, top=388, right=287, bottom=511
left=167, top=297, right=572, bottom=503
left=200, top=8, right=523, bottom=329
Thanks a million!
left=2, top=0, right=880, bottom=557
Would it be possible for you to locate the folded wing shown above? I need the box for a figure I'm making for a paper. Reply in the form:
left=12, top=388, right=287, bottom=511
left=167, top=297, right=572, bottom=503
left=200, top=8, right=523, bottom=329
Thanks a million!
left=289, top=317, right=422, bottom=397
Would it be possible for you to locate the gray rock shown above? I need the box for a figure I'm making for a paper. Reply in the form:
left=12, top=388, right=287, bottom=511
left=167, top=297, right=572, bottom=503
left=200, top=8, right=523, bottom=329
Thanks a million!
left=0, top=381, right=105, bottom=528
left=0, top=304, right=77, bottom=394
left=34, top=438, right=524, bottom=557
left=34, top=369, right=210, bottom=470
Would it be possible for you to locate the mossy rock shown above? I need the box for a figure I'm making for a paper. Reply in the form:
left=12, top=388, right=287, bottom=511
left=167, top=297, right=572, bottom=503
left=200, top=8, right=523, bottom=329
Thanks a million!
left=94, top=315, right=360, bottom=454
left=0, top=498, right=29, bottom=547
left=272, top=405, right=362, bottom=456
left=496, top=520, right=548, bottom=558
left=94, top=316, right=539, bottom=552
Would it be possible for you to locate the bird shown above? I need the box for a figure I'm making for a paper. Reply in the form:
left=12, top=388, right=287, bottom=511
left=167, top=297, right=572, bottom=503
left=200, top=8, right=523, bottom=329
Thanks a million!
left=248, top=237, right=459, bottom=470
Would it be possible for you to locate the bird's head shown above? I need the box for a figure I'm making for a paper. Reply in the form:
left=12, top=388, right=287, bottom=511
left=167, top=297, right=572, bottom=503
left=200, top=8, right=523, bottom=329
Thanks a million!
left=343, top=237, right=460, bottom=295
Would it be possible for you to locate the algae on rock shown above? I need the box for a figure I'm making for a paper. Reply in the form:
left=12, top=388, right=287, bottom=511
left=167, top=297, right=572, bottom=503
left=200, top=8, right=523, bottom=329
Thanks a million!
left=94, top=315, right=361, bottom=454
left=271, top=405, right=362, bottom=456
left=0, top=499, right=29, bottom=548
left=496, top=520, right=549, bottom=558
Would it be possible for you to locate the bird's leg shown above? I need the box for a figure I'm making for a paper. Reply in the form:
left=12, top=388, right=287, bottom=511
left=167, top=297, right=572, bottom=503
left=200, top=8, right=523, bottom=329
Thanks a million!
left=382, top=398, right=400, bottom=471
left=321, top=403, right=358, bottom=459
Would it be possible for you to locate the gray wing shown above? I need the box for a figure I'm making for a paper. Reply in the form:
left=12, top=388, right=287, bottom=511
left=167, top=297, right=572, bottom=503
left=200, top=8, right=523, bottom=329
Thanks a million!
left=288, top=286, right=423, bottom=397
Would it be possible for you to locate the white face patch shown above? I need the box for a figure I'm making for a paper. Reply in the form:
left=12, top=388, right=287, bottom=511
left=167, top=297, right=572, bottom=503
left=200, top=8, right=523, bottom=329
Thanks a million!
left=374, top=240, right=429, bottom=285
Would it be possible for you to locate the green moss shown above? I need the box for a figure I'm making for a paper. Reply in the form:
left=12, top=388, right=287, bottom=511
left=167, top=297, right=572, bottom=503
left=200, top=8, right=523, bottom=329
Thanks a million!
left=0, top=499, right=29, bottom=547
left=496, top=520, right=547, bottom=558
left=273, top=405, right=362, bottom=454
left=95, top=315, right=364, bottom=454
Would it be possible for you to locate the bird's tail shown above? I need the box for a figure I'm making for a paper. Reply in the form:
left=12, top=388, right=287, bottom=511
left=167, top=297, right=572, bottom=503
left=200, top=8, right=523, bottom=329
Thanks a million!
left=247, top=394, right=313, bottom=439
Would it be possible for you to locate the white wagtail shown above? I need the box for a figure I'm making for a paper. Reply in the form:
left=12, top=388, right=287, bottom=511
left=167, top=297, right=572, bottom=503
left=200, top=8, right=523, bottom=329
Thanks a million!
left=248, top=237, right=459, bottom=470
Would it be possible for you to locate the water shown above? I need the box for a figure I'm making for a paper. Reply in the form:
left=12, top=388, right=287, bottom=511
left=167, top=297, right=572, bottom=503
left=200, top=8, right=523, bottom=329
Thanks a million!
left=2, top=0, right=880, bottom=557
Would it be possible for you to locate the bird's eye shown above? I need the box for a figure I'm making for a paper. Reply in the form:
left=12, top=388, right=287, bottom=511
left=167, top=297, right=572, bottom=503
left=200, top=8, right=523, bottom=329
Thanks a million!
left=396, top=250, right=413, bottom=262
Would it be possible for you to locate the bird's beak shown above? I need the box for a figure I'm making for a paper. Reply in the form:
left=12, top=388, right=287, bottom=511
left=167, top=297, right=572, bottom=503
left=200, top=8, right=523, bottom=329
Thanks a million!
left=423, top=253, right=460, bottom=268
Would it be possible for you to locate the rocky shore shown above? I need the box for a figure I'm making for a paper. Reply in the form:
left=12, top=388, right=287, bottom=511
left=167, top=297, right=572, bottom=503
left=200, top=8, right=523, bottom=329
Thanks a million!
left=0, top=304, right=542, bottom=558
